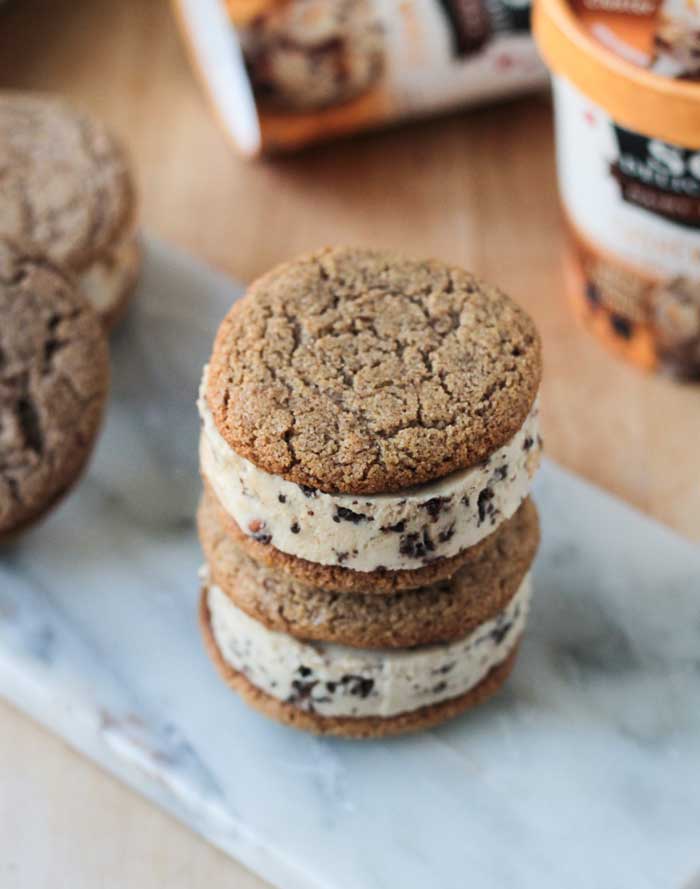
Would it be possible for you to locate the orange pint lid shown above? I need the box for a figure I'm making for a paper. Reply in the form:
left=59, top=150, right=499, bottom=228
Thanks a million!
left=534, top=0, right=700, bottom=146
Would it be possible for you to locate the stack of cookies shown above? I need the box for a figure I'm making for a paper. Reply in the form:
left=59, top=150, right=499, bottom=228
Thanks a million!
left=0, top=91, right=140, bottom=541
left=197, top=247, right=542, bottom=738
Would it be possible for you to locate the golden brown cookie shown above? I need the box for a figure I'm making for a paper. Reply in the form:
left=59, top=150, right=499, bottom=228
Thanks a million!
left=0, top=238, right=110, bottom=540
left=199, top=589, right=521, bottom=739
left=199, top=488, right=539, bottom=646
left=0, top=91, right=140, bottom=330
left=207, top=246, right=541, bottom=495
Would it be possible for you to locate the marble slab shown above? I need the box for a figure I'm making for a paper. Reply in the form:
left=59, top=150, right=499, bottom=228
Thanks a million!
left=1, top=238, right=699, bottom=889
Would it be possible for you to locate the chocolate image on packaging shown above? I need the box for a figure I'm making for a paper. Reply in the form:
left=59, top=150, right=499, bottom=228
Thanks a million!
left=563, top=214, right=659, bottom=370
left=585, top=257, right=649, bottom=327
left=568, top=234, right=700, bottom=378
left=437, top=0, right=492, bottom=55
left=235, top=0, right=385, bottom=111
left=654, top=25, right=700, bottom=81
left=652, top=14, right=700, bottom=80
left=175, top=0, right=546, bottom=155
left=651, top=277, right=700, bottom=379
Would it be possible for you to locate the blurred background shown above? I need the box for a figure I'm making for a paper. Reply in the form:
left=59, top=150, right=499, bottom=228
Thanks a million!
left=1, top=1, right=698, bottom=887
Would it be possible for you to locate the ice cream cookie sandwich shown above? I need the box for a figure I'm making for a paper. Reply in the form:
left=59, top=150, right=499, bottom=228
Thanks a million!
left=0, top=238, right=109, bottom=540
left=199, top=247, right=542, bottom=589
left=197, top=246, right=543, bottom=735
left=0, top=92, right=140, bottom=330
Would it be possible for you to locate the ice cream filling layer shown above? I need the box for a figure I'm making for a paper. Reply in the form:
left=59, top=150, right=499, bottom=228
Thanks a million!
left=207, top=573, right=531, bottom=719
left=199, top=369, right=541, bottom=572
left=80, top=232, right=139, bottom=315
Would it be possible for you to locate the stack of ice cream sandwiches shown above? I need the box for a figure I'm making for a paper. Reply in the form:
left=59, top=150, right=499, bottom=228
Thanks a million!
left=197, top=246, right=543, bottom=738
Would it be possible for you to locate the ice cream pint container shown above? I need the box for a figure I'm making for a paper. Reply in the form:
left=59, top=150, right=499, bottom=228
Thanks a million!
left=534, top=0, right=700, bottom=380
left=172, top=0, right=546, bottom=155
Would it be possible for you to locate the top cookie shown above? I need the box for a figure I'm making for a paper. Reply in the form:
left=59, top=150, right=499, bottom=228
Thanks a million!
left=207, top=247, right=541, bottom=494
left=0, top=92, right=136, bottom=274
left=0, top=238, right=110, bottom=537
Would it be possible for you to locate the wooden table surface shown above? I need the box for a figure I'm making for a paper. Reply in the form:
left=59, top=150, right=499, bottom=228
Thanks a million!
left=1, top=1, right=698, bottom=887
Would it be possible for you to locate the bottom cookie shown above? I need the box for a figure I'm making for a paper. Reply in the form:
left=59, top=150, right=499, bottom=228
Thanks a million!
left=199, top=588, right=523, bottom=739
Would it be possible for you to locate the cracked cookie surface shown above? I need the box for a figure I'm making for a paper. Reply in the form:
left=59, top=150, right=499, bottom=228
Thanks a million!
left=0, top=238, right=109, bottom=538
left=0, top=92, right=139, bottom=326
left=0, top=92, right=136, bottom=271
left=207, top=247, right=541, bottom=495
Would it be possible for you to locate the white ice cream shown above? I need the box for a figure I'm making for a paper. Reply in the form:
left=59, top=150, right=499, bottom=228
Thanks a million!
left=80, top=232, right=139, bottom=316
left=207, top=574, right=531, bottom=719
left=198, top=370, right=541, bottom=572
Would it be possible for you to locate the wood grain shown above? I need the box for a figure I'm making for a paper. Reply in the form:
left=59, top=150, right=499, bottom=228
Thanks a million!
left=0, top=0, right=698, bottom=887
